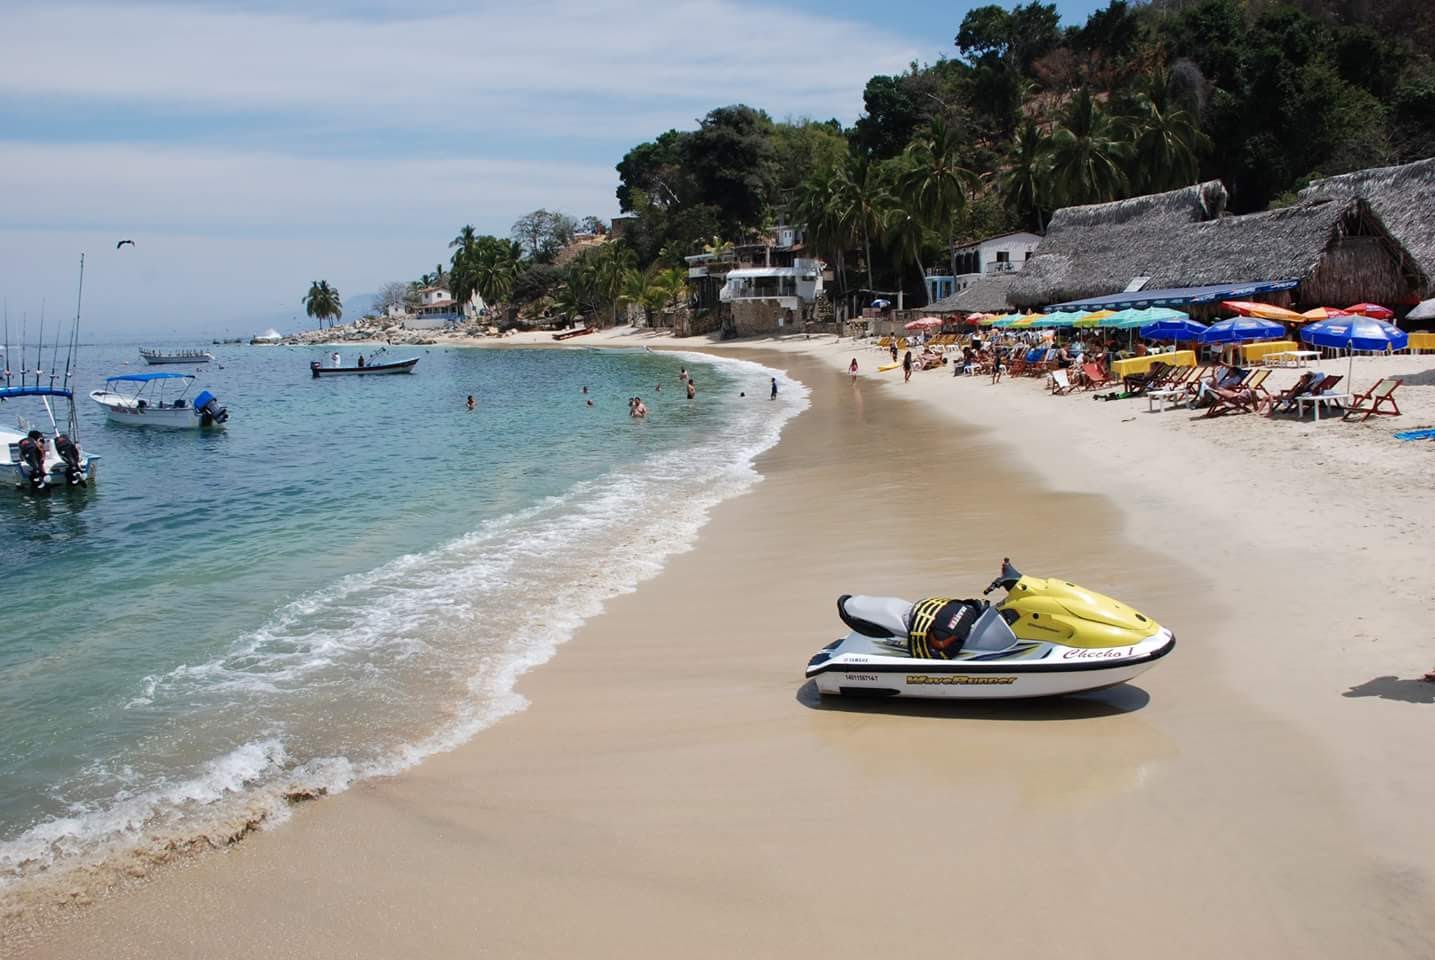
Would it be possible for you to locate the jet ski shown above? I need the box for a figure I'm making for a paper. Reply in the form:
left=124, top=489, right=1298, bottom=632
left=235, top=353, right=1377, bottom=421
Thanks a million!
left=805, top=559, right=1174, bottom=699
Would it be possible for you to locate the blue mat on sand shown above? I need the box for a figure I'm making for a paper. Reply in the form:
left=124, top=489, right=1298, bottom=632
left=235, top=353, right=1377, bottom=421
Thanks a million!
left=1394, top=428, right=1435, bottom=441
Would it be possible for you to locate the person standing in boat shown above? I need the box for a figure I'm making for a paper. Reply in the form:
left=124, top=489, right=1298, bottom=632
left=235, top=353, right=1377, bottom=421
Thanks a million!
left=331, top=351, right=341, bottom=368
left=357, top=354, right=366, bottom=368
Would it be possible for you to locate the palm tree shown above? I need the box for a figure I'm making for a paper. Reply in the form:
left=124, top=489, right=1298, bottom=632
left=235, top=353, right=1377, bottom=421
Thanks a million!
left=1047, top=89, right=1129, bottom=207
left=620, top=267, right=669, bottom=327
left=796, top=166, right=855, bottom=301
left=831, top=154, right=891, bottom=293
left=449, top=224, right=478, bottom=251
left=1001, top=120, right=1053, bottom=233
left=1117, top=71, right=1211, bottom=194
left=895, top=118, right=977, bottom=247
left=302, top=280, right=342, bottom=330
left=882, top=211, right=931, bottom=307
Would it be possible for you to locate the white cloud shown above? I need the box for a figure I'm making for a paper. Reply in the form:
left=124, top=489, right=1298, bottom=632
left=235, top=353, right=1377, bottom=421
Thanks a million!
left=0, top=1, right=923, bottom=329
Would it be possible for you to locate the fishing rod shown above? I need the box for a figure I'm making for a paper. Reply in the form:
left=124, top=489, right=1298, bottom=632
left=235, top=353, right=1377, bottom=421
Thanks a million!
left=65, top=254, right=85, bottom=396
left=35, top=301, right=45, bottom=391
left=49, top=297, right=63, bottom=390
left=3, top=299, right=10, bottom=387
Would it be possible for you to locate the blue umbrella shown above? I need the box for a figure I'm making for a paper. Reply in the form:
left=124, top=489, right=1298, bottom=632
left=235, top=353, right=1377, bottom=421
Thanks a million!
left=1140, top=317, right=1208, bottom=341
left=1300, top=316, right=1408, bottom=352
left=1199, top=316, right=1286, bottom=344
left=1300, top=316, right=1408, bottom=384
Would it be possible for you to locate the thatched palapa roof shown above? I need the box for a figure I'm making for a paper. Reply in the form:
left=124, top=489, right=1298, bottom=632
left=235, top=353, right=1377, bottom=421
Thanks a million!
left=1009, top=180, right=1425, bottom=309
left=1299, top=157, right=1435, bottom=294
left=1008, top=181, right=1228, bottom=308
left=922, top=274, right=1014, bottom=314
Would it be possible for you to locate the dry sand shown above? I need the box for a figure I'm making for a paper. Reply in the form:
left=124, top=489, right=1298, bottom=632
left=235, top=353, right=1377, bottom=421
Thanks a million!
left=8, top=336, right=1435, bottom=958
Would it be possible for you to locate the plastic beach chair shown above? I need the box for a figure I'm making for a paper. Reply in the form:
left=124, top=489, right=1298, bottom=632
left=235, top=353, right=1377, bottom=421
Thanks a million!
left=1342, top=378, right=1403, bottom=421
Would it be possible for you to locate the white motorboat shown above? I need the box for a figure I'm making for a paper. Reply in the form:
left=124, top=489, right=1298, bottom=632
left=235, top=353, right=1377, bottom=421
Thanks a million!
left=805, top=559, right=1174, bottom=700
left=140, top=347, right=213, bottom=365
left=90, top=372, right=229, bottom=429
left=3, top=385, right=98, bottom=490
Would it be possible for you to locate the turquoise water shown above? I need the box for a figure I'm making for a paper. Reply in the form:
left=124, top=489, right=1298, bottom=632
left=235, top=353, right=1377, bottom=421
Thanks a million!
left=0, top=340, right=805, bottom=888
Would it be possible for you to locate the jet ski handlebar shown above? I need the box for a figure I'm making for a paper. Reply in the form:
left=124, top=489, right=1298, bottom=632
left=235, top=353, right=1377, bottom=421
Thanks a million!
left=982, top=557, right=1023, bottom=596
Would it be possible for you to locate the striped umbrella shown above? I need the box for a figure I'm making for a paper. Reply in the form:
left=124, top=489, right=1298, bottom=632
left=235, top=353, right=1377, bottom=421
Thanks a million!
left=1300, top=306, right=1350, bottom=322
left=1221, top=300, right=1305, bottom=323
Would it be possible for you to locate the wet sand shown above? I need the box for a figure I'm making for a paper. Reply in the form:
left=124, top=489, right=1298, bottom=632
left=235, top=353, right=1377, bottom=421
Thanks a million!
left=10, top=350, right=1433, bottom=958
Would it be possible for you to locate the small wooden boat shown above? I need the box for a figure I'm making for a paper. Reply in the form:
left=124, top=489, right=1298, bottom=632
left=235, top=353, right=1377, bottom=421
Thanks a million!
left=140, top=348, right=213, bottom=365
left=310, top=357, right=418, bottom=377
left=552, top=327, right=595, bottom=341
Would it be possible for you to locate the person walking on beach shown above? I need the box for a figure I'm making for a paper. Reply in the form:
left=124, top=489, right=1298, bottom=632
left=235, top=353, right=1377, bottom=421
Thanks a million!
left=890, top=342, right=898, bottom=363
left=849, top=357, right=859, bottom=383
left=686, top=379, right=696, bottom=400
left=902, top=350, right=913, bottom=383
left=769, top=377, right=778, bottom=400
left=466, top=394, right=476, bottom=411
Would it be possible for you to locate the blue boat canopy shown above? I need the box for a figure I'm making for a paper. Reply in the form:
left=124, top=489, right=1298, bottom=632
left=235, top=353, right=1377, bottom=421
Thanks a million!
left=104, top=372, right=195, bottom=383
left=1047, top=280, right=1299, bottom=312
left=0, top=385, right=75, bottom=400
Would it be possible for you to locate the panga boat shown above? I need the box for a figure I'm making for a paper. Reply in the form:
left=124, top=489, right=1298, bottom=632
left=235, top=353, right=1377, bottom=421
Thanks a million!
left=2, top=385, right=98, bottom=491
left=805, top=558, right=1174, bottom=699
left=309, top=356, right=418, bottom=377
left=90, top=372, right=229, bottom=429
left=139, top=347, right=214, bottom=365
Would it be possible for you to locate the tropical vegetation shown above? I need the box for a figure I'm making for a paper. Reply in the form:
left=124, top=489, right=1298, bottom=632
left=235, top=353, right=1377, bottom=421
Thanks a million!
left=301, top=281, right=342, bottom=330
left=353, top=0, right=1432, bottom=324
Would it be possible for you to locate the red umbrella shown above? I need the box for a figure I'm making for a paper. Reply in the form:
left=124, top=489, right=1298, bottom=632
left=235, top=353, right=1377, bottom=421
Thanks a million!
left=1300, top=307, right=1350, bottom=321
left=905, top=318, right=941, bottom=331
left=1345, top=303, right=1394, bottom=319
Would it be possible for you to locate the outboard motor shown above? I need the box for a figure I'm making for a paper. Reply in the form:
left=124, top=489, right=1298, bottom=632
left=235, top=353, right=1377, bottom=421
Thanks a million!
left=193, top=390, right=229, bottom=427
left=16, top=430, right=47, bottom=490
left=310, top=360, right=322, bottom=378
left=53, top=433, right=85, bottom=487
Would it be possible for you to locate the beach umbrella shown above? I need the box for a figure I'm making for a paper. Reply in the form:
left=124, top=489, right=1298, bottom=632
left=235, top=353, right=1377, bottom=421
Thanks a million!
left=1040, top=311, right=1083, bottom=328
left=1140, top=317, right=1208, bottom=342
left=1199, top=316, right=1286, bottom=344
left=1010, top=313, right=1046, bottom=328
left=1344, top=302, right=1394, bottom=319
left=905, top=317, right=941, bottom=331
left=966, top=312, right=995, bottom=325
left=1300, top=306, right=1350, bottom=322
left=1073, top=310, right=1114, bottom=328
left=1301, top=315, right=1409, bottom=383
left=1408, top=298, right=1435, bottom=322
left=1221, top=300, right=1305, bottom=323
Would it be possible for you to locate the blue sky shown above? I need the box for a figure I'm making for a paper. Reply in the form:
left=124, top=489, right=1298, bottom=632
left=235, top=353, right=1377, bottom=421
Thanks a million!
left=0, top=0, right=1108, bottom=334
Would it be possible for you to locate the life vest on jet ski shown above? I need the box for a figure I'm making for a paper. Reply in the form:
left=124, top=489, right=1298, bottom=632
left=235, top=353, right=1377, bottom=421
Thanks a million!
left=53, top=434, right=84, bottom=486
left=907, top=597, right=983, bottom=660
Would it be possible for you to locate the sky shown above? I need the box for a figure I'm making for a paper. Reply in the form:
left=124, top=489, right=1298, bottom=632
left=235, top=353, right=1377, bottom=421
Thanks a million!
left=0, top=0, right=1109, bottom=335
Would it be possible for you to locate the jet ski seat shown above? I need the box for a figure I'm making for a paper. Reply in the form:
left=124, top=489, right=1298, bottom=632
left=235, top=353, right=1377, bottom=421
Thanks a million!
left=837, top=595, right=910, bottom=638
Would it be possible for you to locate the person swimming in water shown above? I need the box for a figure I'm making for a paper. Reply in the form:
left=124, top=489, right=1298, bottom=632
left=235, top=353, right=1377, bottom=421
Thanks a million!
left=466, top=394, right=476, bottom=411
left=686, top=379, right=696, bottom=400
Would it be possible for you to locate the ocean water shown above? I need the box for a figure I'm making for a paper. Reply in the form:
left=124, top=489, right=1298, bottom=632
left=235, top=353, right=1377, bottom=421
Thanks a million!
left=0, top=340, right=806, bottom=891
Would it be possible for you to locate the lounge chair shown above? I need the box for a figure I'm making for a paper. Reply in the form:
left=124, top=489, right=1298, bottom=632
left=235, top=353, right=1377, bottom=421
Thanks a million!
left=1342, top=378, right=1403, bottom=421
left=1202, top=369, right=1271, bottom=418
left=1048, top=368, right=1078, bottom=395
left=1121, top=361, right=1172, bottom=395
left=1079, top=362, right=1115, bottom=391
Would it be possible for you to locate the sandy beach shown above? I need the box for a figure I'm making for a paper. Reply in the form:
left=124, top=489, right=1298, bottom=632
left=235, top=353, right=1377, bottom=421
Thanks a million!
left=8, top=334, right=1435, bottom=958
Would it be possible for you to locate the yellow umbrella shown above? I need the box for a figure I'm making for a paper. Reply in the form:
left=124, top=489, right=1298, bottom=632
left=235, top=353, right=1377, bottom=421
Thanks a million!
left=1011, top=313, right=1046, bottom=328
left=1074, top=310, right=1115, bottom=328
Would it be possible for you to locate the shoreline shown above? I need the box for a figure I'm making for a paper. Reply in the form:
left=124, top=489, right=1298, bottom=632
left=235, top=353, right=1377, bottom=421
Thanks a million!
left=10, top=336, right=1435, bottom=957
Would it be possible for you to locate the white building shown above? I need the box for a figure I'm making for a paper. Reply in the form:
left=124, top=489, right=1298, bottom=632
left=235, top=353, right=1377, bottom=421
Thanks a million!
left=389, top=285, right=487, bottom=329
left=719, top=258, right=824, bottom=311
left=949, top=231, right=1043, bottom=292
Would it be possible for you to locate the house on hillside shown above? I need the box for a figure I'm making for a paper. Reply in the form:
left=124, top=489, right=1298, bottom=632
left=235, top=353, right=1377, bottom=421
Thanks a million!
left=1007, top=180, right=1426, bottom=315
left=684, top=222, right=824, bottom=334
left=923, top=230, right=1043, bottom=307
left=391, top=285, right=486, bottom=329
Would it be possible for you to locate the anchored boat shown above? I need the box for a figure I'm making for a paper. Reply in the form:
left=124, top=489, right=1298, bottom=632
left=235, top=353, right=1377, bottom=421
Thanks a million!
left=139, top=348, right=214, bottom=365
left=805, top=558, right=1174, bottom=699
left=309, top=355, right=418, bottom=377
left=90, top=372, right=229, bottom=429
left=3, top=386, right=98, bottom=490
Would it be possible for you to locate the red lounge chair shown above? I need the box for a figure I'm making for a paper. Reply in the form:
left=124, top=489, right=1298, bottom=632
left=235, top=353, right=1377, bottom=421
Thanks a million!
left=1342, top=378, right=1403, bottom=421
left=1079, top=362, right=1114, bottom=391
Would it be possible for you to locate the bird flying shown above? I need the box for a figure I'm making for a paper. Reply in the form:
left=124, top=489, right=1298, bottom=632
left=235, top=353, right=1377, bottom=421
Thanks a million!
left=116, top=239, right=135, bottom=249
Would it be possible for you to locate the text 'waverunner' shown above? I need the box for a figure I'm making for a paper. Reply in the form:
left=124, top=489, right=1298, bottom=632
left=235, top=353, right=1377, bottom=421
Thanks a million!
left=805, top=559, right=1174, bottom=699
